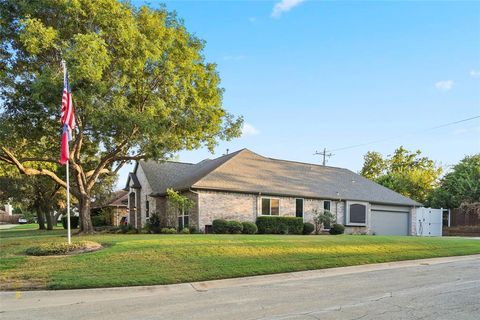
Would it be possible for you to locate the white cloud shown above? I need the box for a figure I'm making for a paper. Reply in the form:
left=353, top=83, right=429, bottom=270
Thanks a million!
left=435, top=80, right=454, bottom=91
left=271, top=0, right=305, bottom=18
left=223, top=55, right=245, bottom=61
left=470, top=69, right=480, bottom=78
left=242, top=123, right=260, bottom=137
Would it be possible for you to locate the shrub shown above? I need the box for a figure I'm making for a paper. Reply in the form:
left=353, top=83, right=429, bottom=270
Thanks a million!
left=61, top=216, right=79, bottom=229
left=329, top=223, right=345, bottom=235
left=242, top=222, right=258, bottom=234
left=212, top=219, right=228, bottom=234
left=160, top=227, right=177, bottom=234
left=180, top=227, right=190, bottom=234
left=91, top=215, right=108, bottom=227
left=119, top=223, right=135, bottom=233
left=256, top=216, right=303, bottom=235
left=25, top=241, right=100, bottom=256
left=303, top=222, right=315, bottom=235
left=226, top=220, right=243, bottom=234
left=189, top=226, right=198, bottom=234
left=146, top=213, right=162, bottom=233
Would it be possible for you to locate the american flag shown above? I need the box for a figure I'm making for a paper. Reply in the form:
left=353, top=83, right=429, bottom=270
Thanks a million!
left=60, top=64, right=75, bottom=165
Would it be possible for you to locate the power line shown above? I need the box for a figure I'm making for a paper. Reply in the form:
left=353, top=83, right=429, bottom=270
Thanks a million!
left=327, top=115, right=480, bottom=153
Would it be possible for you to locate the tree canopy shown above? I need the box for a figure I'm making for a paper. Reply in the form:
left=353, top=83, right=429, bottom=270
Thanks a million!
left=360, top=147, right=442, bottom=204
left=0, top=0, right=242, bottom=233
left=428, top=154, right=480, bottom=208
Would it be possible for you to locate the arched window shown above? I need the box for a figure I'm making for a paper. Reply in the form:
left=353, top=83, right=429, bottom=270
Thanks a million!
left=346, top=202, right=368, bottom=226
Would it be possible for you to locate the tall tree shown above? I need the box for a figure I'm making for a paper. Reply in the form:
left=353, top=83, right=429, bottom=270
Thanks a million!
left=428, top=154, right=480, bottom=208
left=360, top=147, right=442, bottom=204
left=0, top=0, right=242, bottom=233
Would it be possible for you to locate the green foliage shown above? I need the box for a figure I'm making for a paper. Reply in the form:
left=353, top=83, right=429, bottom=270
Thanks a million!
left=0, top=0, right=242, bottom=233
left=160, top=228, right=177, bottom=234
left=119, top=224, right=135, bottom=234
left=241, top=222, right=258, bottom=234
left=180, top=228, right=190, bottom=234
left=91, top=208, right=113, bottom=227
left=428, top=154, right=480, bottom=208
left=189, top=226, right=198, bottom=234
left=329, top=224, right=345, bottom=235
left=256, top=216, right=303, bottom=235
left=226, top=221, right=243, bottom=234
left=145, top=212, right=162, bottom=233
left=61, top=216, right=79, bottom=229
left=312, top=209, right=335, bottom=234
left=25, top=241, right=100, bottom=256
left=303, top=222, right=315, bottom=235
left=212, top=219, right=228, bottom=234
left=360, top=147, right=442, bottom=203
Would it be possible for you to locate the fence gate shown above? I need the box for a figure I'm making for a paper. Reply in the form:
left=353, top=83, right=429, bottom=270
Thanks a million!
left=416, top=207, right=443, bottom=237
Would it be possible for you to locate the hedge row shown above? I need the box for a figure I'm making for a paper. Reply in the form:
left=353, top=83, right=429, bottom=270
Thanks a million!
left=256, top=216, right=303, bottom=235
left=212, top=219, right=258, bottom=234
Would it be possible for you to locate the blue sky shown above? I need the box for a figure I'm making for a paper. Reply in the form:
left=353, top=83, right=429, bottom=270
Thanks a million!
left=118, top=0, right=480, bottom=189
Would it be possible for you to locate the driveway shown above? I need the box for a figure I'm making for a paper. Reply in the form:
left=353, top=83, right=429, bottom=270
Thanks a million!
left=1, top=255, right=479, bottom=320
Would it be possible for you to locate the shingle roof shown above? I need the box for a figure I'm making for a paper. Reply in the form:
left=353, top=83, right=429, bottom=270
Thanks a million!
left=134, top=149, right=420, bottom=206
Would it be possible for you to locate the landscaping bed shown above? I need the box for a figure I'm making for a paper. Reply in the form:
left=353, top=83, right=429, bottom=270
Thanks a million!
left=1, top=225, right=479, bottom=290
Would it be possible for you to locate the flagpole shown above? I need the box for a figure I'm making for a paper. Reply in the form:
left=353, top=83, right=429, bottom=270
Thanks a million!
left=66, top=158, right=71, bottom=244
left=62, top=59, right=71, bottom=245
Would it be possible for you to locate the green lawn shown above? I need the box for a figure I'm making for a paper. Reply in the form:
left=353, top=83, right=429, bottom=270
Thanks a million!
left=1, top=225, right=479, bottom=290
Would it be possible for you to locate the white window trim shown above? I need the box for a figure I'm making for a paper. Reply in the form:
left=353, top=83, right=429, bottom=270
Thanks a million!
left=346, top=201, right=368, bottom=226
left=295, top=198, right=304, bottom=219
left=261, top=197, right=280, bottom=216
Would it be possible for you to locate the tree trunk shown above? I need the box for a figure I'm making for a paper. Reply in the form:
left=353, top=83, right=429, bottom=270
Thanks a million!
left=45, top=212, right=54, bottom=230
left=78, top=195, right=93, bottom=234
left=37, top=211, right=46, bottom=230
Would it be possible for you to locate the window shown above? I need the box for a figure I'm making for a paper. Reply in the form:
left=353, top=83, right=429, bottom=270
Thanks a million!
left=295, top=199, right=304, bottom=218
left=346, top=201, right=368, bottom=226
left=261, top=198, right=280, bottom=215
left=178, top=211, right=189, bottom=229
left=145, top=200, right=150, bottom=218
left=323, top=200, right=331, bottom=212
left=323, top=200, right=332, bottom=229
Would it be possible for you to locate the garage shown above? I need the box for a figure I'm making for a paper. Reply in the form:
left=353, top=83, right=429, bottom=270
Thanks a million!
left=371, top=205, right=410, bottom=236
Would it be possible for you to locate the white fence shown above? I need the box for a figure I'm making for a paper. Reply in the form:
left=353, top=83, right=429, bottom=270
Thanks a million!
left=415, top=207, right=443, bottom=237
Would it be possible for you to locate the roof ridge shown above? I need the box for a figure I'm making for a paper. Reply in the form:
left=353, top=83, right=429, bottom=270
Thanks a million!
left=266, top=156, right=350, bottom=171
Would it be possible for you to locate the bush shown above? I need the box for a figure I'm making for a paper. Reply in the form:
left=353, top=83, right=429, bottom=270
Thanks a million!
left=329, top=224, right=345, bottom=235
left=91, top=215, right=108, bottom=227
left=25, top=241, right=100, bottom=256
left=242, top=222, right=258, bottom=234
left=160, top=227, right=177, bottom=234
left=256, top=216, right=303, bottom=235
left=119, top=223, right=135, bottom=233
left=226, top=220, right=243, bottom=234
left=303, top=222, right=315, bottom=235
left=212, top=219, right=229, bottom=234
left=146, top=213, right=162, bottom=233
left=189, top=226, right=198, bottom=234
left=180, top=227, right=190, bottom=234
left=61, top=216, right=79, bottom=229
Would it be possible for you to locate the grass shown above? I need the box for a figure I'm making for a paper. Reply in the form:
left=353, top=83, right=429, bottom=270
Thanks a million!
left=1, top=224, right=479, bottom=290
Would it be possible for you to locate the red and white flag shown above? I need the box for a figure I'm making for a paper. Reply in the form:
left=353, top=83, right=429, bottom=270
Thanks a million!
left=60, top=64, right=75, bottom=165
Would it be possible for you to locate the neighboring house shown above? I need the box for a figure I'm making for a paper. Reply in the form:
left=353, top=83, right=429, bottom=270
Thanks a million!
left=126, top=149, right=421, bottom=235
left=91, top=190, right=128, bottom=226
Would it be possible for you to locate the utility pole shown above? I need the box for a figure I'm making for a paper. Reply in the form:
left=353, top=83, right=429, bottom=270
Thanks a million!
left=314, top=148, right=333, bottom=166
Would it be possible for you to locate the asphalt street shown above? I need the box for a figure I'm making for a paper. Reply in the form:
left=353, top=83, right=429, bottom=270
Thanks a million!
left=1, top=255, right=479, bottom=320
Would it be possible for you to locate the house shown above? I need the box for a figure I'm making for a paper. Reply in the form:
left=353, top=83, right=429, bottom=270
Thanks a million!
left=126, top=149, right=421, bottom=235
left=91, top=190, right=129, bottom=226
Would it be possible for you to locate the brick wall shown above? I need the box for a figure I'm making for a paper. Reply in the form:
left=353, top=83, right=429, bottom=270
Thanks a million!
left=196, top=190, right=346, bottom=231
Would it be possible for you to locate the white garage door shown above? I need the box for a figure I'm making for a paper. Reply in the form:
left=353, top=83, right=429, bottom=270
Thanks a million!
left=371, top=207, right=410, bottom=236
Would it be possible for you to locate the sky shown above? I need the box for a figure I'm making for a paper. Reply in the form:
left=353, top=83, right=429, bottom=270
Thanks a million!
left=117, top=0, right=480, bottom=189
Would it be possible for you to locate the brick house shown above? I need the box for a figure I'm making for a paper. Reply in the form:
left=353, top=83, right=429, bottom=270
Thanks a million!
left=126, top=149, right=421, bottom=235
